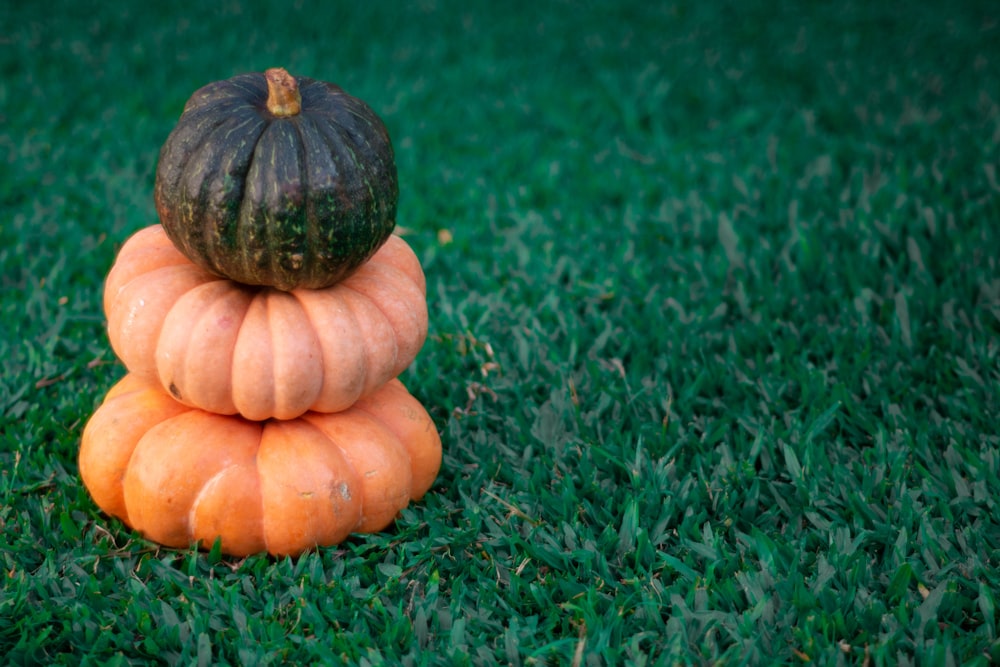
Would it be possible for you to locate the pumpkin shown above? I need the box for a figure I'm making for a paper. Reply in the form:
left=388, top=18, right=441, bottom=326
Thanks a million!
left=154, top=67, right=397, bottom=290
left=79, top=373, right=442, bottom=557
left=104, top=224, right=427, bottom=421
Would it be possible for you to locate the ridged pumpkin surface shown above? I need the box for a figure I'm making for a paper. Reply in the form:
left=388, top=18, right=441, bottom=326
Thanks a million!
left=154, top=68, right=398, bottom=290
left=79, top=373, right=442, bottom=557
left=104, top=224, right=427, bottom=420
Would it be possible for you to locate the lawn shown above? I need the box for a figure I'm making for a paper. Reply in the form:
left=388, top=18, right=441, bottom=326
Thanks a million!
left=2, top=0, right=999, bottom=664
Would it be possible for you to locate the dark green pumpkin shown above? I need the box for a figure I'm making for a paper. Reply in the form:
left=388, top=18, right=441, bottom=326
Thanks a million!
left=154, top=68, right=398, bottom=290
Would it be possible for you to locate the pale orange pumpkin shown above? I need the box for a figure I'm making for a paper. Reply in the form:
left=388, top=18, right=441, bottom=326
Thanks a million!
left=103, top=224, right=428, bottom=420
left=79, top=373, right=442, bottom=557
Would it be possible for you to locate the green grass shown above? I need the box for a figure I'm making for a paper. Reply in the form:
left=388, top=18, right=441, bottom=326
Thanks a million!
left=2, top=0, right=999, bottom=664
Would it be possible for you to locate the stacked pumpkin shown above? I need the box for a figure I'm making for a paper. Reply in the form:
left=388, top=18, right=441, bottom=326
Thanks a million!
left=79, top=68, right=441, bottom=557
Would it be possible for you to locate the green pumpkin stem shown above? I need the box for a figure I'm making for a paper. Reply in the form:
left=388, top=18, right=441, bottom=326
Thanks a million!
left=265, top=68, right=301, bottom=117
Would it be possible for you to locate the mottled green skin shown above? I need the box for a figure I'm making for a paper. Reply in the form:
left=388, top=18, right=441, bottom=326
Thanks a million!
left=154, top=72, right=397, bottom=290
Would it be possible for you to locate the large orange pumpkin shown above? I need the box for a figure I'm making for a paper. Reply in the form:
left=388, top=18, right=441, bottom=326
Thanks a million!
left=103, top=224, right=428, bottom=420
left=79, top=373, right=441, bottom=557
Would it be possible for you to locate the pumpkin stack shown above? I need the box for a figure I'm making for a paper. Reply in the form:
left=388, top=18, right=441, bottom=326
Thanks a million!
left=79, top=68, right=441, bottom=558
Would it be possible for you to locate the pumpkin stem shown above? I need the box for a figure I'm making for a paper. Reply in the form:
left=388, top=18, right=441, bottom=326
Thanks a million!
left=265, top=68, right=301, bottom=117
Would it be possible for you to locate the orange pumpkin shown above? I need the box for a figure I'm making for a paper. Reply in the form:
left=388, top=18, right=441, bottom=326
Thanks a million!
left=103, top=225, right=428, bottom=420
left=79, top=373, right=441, bottom=557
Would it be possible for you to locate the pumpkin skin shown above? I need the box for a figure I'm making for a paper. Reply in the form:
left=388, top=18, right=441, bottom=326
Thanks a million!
left=79, top=373, right=441, bottom=557
left=104, top=224, right=427, bottom=420
left=154, top=68, right=398, bottom=290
